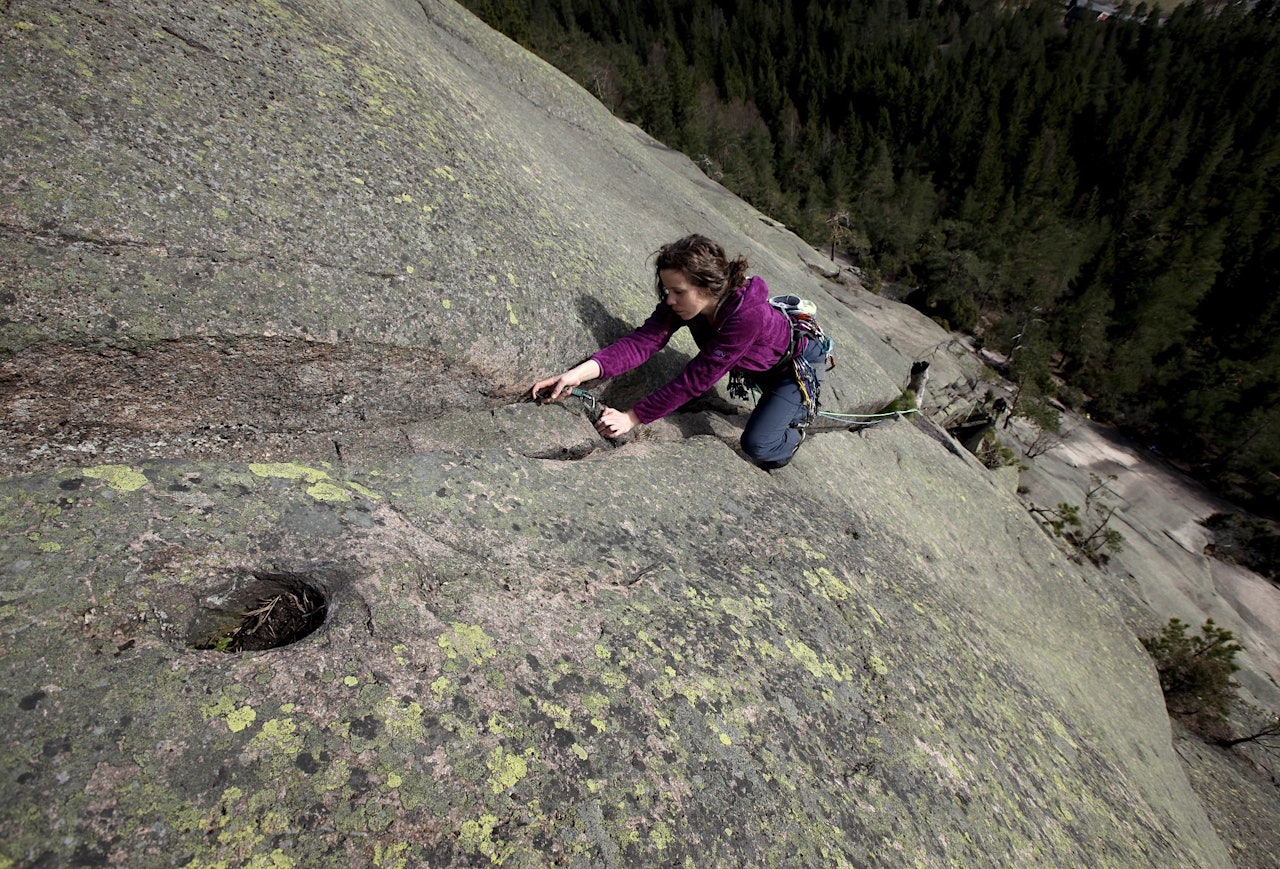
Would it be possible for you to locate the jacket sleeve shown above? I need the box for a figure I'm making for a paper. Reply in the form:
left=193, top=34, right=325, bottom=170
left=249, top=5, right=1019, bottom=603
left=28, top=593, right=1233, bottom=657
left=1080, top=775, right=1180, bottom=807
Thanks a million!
left=590, top=304, right=677, bottom=379
left=631, top=305, right=766, bottom=423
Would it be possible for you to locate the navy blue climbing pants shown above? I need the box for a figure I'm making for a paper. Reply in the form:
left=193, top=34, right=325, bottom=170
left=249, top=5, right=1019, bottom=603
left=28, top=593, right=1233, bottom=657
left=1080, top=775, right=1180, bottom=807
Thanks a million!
left=740, top=339, right=826, bottom=470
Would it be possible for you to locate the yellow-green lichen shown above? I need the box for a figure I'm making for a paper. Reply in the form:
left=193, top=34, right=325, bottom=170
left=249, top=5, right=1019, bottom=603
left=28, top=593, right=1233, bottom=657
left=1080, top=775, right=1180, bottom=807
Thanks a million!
left=346, top=481, right=381, bottom=499
left=225, top=705, right=258, bottom=733
left=582, top=693, right=609, bottom=717
left=430, top=676, right=454, bottom=702
left=438, top=622, right=497, bottom=666
left=373, top=842, right=409, bottom=869
left=804, top=566, right=855, bottom=602
left=243, top=849, right=296, bottom=868
left=200, top=694, right=236, bottom=720
left=306, top=481, right=352, bottom=502
left=247, top=462, right=380, bottom=502
left=538, top=700, right=573, bottom=730
left=83, top=464, right=148, bottom=492
left=249, top=717, right=302, bottom=759
left=785, top=639, right=844, bottom=681
left=635, top=629, right=662, bottom=653
left=199, top=692, right=261, bottom=735
left=789, top=537, right=828, bottom=561
left=753, top=639, right=781, bottom=660
left=649, top=820, right=674, bottom=851
left=458, top=813, right=503, bottom=861
left=719, top=596, right=754, bottom=623
left=317, top=757, right=350, bottom=793
left=485, top=746, right=529, bottom=793
left=379, top=697, right=426, bottom=739
left=249, top=462, right=329, bottom=483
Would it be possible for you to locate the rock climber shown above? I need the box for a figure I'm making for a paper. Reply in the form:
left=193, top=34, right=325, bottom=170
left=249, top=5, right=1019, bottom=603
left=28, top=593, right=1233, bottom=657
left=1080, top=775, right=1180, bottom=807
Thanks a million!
left=531, top=234, right=829, bottom=469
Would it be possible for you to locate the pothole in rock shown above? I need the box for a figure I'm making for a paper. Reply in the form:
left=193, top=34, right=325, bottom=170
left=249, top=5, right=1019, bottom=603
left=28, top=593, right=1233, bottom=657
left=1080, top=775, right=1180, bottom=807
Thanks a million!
left=188, top=572, right=328, bottom=652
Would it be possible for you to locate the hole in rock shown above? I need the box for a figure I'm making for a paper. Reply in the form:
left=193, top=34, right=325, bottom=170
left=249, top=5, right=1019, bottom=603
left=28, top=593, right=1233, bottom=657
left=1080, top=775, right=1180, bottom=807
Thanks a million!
left=189, top=572, right=328, bottom=652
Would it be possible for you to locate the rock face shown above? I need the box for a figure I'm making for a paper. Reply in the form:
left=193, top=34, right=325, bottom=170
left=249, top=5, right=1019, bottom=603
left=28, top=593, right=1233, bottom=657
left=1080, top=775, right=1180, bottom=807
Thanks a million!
left=0, top=1, right=1233, bottom=867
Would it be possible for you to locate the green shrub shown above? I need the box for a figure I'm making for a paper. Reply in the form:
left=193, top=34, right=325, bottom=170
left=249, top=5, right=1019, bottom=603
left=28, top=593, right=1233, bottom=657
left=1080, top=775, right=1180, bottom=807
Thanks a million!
left=1056, top=383, right=1088, bottom=412
left=976, top=431, right=1020, bottom=470
left=1027, top=474, right=1124, bottom=565
left=1014, top=397, right=1061, bottom=434
left=1141, top=618, right=1242, bottom=739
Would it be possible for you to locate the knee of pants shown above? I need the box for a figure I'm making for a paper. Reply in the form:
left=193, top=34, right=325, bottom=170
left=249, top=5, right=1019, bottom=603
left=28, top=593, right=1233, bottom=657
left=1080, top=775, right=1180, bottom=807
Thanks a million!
left=740, top=425, right=788, bottom=463
left=740, top=432, right=770, bottom=462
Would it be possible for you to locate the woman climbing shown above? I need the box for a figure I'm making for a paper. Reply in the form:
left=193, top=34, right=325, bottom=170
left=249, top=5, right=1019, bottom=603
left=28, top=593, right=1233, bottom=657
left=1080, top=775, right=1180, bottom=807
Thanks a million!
left=531, top=234, right=829, bottom=469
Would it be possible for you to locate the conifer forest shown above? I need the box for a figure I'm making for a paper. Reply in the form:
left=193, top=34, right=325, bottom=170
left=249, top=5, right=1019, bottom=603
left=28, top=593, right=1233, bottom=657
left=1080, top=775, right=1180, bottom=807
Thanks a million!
left=462, top=0, right=1280, bottom=515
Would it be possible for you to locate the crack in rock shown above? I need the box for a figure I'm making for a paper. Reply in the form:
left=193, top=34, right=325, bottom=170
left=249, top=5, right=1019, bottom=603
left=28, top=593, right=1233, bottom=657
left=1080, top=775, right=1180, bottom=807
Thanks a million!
left=0, top=337, right=493, bottom=475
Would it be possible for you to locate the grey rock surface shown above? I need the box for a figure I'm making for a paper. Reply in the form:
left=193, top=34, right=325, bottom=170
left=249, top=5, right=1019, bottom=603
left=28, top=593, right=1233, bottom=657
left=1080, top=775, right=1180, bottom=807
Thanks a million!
left=0, top=1, right=1246, bottom=866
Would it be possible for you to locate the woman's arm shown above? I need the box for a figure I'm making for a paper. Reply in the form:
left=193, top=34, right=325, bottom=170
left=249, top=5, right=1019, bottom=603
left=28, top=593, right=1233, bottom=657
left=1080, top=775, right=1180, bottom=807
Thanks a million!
left=532, top=358, right=638, bottom=438
left=531, top=359, right=601, bottom=403
left=631, top=310, right=765, bottom=423
left=590, top=305, right=676, bottom=379
left=532, top=302, right=676, bottom=401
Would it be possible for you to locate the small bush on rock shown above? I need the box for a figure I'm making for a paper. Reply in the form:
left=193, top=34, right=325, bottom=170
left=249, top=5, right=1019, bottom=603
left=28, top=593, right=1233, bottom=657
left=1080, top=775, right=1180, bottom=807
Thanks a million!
left=1141, top=618, right=1242, bottom=739
left=976, top=431, right=1020, bottom=470
left=1028, top=474, right=1124, bottom=565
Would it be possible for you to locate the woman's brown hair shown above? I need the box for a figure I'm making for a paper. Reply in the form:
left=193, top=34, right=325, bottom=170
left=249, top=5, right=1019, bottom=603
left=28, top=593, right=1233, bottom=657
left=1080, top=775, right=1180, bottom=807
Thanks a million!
left=652, top=235, right=749, bottom=301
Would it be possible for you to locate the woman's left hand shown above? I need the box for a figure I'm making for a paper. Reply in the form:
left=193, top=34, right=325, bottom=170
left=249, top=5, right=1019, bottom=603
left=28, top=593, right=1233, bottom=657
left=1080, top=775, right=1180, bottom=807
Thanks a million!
left=595, top=406, right=639, bottom=439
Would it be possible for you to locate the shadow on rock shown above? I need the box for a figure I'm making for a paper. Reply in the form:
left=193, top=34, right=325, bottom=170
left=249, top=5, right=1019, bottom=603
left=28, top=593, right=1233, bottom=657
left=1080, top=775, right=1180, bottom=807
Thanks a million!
left=574, top=295, right=692, bottom=411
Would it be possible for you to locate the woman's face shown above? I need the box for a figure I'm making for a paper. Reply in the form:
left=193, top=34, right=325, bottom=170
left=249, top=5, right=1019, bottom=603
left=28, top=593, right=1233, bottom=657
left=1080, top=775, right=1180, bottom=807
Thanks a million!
left=660, top=268, right=718, bottom=320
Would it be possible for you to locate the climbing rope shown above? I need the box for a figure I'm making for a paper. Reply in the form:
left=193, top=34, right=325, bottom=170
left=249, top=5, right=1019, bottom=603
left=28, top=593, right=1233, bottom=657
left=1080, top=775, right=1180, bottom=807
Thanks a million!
left=730, top=369, right=919, bottom=429
left=816, top=407, right=920, bottom=425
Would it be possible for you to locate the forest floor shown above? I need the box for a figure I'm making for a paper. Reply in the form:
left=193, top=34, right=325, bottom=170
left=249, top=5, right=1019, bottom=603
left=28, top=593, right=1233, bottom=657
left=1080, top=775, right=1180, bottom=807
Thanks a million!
left=832, top=271, right=1280, bottom=868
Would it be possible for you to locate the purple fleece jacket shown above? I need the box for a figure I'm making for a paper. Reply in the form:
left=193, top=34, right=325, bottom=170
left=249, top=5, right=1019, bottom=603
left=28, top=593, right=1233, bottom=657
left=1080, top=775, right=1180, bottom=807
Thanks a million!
left=590, top=275, right=792, bottom=424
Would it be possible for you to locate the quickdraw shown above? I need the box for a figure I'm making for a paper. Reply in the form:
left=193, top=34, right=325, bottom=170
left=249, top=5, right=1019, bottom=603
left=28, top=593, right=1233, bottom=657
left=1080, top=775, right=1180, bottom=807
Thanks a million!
left=567, top=387, right=597, bottom=410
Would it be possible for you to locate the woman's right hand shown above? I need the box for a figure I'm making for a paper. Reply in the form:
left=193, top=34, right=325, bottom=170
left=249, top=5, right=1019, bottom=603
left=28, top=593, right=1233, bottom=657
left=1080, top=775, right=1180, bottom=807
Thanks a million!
left=531, top=360, right=601, bottom=403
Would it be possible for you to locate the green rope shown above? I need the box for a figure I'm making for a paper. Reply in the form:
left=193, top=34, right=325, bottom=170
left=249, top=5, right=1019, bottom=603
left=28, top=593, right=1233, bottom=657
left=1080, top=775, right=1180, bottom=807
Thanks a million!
left=816, top=408, right=921, bottom=423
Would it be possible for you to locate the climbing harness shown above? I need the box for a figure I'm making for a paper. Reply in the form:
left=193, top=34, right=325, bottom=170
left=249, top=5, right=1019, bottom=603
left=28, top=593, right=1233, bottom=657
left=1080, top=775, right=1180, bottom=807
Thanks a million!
left=726, top=294, right=923, bottom=430
left=728, top=294, right=835, bottom=428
